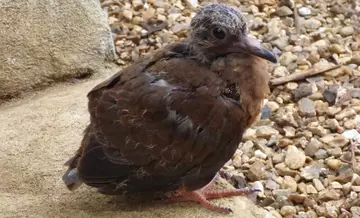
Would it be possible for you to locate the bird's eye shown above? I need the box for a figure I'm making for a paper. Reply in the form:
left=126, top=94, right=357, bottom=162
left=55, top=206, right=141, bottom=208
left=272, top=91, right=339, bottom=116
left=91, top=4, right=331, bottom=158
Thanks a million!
left=211, top=27, right=226, bottom=40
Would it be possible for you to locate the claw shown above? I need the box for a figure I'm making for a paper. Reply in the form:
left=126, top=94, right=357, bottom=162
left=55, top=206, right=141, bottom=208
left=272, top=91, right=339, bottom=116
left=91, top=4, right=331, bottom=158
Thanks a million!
left=164, top=185, right=254, bottom=214
left=226, top=207, right=233, bottom=213
left=250, top=188, right=261, bottom=193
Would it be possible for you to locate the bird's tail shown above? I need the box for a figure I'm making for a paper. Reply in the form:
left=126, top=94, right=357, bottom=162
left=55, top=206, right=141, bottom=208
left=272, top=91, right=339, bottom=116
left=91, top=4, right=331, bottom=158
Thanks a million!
left=62, top=125, right=92, bottom=191
left=62, top=155, right=83, bottom=191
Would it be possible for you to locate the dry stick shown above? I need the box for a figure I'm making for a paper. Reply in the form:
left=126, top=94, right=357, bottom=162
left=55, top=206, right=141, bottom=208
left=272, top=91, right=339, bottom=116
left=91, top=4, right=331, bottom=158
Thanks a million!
left=294, top=5, right=300, bottom=35
left=343, top=139, right=357, bottom=168
left=141, top=22, right=168, bottom=37
left=350, top=139, right=357, bottom=169
left=269, top=64, right=342, bottom=87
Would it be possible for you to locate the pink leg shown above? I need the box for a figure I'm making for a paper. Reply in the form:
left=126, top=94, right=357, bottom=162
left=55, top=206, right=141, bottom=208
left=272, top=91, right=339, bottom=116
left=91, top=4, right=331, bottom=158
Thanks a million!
left=180, top=190, right=233, bottom=213
left=203, top=187, right=253, bottom=199
left=165, top=179, right=258, bottom=214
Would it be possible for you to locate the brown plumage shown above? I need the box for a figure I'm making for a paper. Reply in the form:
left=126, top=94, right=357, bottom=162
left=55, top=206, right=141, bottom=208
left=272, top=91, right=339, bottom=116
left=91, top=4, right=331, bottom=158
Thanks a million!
left=62, top=3, right=276, bottom=213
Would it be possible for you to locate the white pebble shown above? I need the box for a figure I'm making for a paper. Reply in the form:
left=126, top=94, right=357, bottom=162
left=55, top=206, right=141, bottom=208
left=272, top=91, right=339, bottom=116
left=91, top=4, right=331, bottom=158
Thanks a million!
left=186, top=0, right=198, bottom=8
left=352, top=174, right=360, bottom=184
left=355, top=115, right=360, bottom=123
left=252, top=181, right=264, bottom=197
left=255, top=150, right=267, bottom=160
left=330, top=181, right=343, bottom=189
left=342, top=129, right=360, bottom=143
left=350, top=191, right=358, bottom=200
left=298, top=7, right=312, bottom=16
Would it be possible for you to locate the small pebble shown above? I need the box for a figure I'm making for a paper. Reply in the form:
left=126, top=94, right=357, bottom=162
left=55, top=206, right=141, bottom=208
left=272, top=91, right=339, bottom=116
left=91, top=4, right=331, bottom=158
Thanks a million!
left=255, top=126, right=279, bottom=138
left=285, top=146, right=306, bottom=169
left=281, top=176, right=297, bottom=192
left=318, top=189, right=341, bottom=201
left=277, top=6, right=293, bottom=16
left=313, top=178, right=325, bottom=191
left=339, top=26, right=354, bottom=37
left=306, top=184, right=318, bottom=194
left=350, top=191, right=358, bottom=200
left=280, top=205, right=297, bottom=216
left=327, top=159, right=342, bottom=170
left=254, top=150, right=267, bottom=160
left=352, top=186, right=360, bottom=192
left=298, top=98, right=316, bottom=117
left=301, top=163, right=322, bottom=180
left=298, top=7, right=312, bottom=16
left=330, top=181, right=343, bottom=189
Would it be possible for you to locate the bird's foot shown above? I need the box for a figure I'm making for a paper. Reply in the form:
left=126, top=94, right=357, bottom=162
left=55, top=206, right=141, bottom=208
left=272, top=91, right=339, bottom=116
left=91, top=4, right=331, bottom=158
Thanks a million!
left=202, top=187, right=258, bottom=199
left=167, top=187, right=259, bottom=214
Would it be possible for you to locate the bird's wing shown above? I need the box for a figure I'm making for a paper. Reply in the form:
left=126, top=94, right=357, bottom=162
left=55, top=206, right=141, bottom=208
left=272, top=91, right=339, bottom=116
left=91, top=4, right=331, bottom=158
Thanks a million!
left=79, top=43, right=248, bottom=191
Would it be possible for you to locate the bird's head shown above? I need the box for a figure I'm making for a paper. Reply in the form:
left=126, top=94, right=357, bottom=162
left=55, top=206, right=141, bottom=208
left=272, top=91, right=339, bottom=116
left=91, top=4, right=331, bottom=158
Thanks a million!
left=188, top=4, right=277, bottom=64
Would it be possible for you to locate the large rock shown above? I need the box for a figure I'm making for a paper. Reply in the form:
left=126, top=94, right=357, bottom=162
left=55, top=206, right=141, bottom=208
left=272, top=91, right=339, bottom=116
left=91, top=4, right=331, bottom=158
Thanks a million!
left=0, top=0, right=116, bottom=101
left=0, top=73, right=268, bottom=218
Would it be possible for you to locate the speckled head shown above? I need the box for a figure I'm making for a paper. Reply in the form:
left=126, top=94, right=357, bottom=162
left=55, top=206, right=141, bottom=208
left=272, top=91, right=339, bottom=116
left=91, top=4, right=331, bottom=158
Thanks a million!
left=188, top=4, right=277, bottom=63
left=190, top=4, right=246, bottom=38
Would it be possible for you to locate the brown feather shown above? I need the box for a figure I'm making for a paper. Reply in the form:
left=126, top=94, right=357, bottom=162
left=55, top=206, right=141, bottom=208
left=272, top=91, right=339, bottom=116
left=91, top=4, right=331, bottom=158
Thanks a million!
left=62, top=4, right=273, bottom=200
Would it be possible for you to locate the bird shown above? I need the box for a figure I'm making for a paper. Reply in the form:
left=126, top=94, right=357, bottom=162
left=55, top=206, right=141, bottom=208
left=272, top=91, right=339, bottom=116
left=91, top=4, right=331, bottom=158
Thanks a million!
left=62, top=3, right=277, bottom=214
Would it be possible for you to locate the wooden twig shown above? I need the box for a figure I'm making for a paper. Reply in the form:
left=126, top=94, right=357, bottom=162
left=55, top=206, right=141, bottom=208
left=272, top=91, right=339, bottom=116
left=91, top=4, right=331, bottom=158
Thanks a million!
left=336, top=90, right=352, bottom=106
left=269, top=64, right=342, bottom=87
left=350, top=139, right=357, bottom=169
left=341, top=139, right=357, bottom=168
left=141, top=21, right=168, bottom=37
left=294, top=5, right=300, bottom=35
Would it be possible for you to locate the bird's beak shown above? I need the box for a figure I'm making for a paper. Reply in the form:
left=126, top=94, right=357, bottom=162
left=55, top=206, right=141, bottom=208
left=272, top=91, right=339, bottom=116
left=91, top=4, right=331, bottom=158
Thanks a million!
left=230, top=36, right=277, bottom=63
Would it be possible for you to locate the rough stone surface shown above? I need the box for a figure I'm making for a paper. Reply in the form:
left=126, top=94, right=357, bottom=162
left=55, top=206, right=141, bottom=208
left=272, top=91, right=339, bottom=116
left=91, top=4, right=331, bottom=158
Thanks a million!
left=0, top=74, right=267, bottom=218
left=0, top=0, right=116, bottom=101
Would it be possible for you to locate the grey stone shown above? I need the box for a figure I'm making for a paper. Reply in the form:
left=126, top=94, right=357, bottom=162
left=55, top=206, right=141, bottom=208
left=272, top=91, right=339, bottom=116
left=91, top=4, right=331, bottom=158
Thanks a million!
left=304, top=18, right=322, bottom=29
left=351, top=207, right=360, bottom=217
left=301, top=163, right=322, bottom=180
left=273, top=66, right=290, bottom=77
left=260, top=104, right=272, bottom=120
left=272, top=36, right=289, bottom=50
left=291, top=84, right=314, bottom=101
left=282, top=17, right=294, bottom=27
left=323, top=85, right=339, bottom=105
left=266, top=179, right=280, bottom=190
left=305, top=138, right=321, bottom=157
left=279, top=52, right=297, bottom=67
left=314, top=149, right=328, bottom=159
left=276, top=6, right=293, bottom=17
left=339, top=26, right=354, bottom=37
left=298, top=98, right=316, bottom=117
left=0, top=0, right=116, bottom=101
left=327, top=147, right=342, bottom=157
